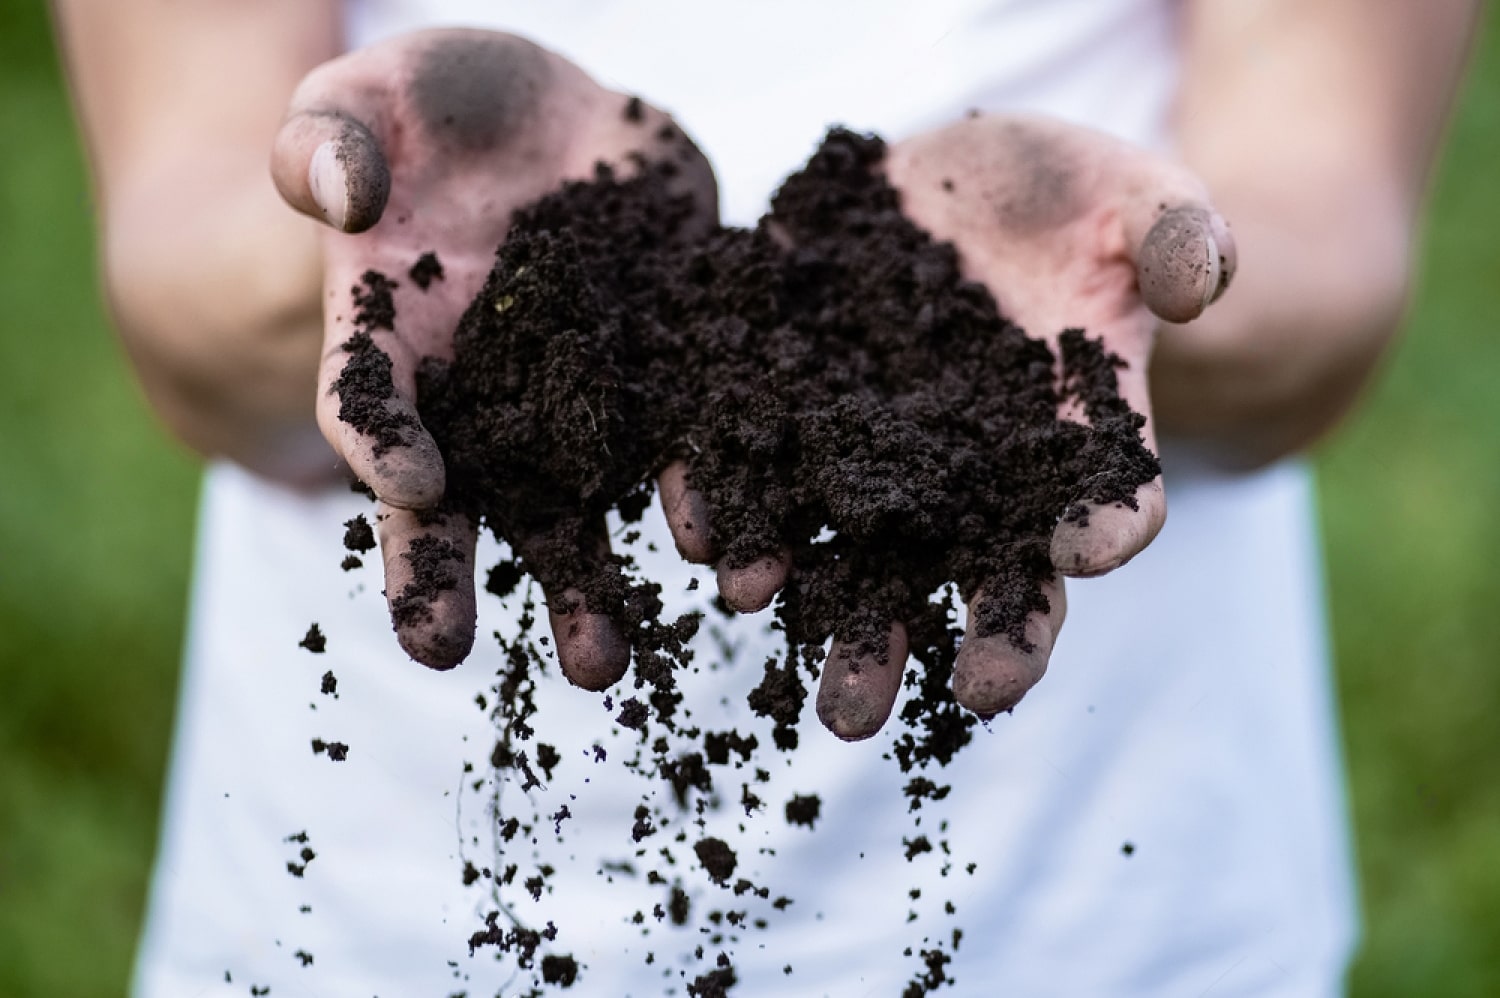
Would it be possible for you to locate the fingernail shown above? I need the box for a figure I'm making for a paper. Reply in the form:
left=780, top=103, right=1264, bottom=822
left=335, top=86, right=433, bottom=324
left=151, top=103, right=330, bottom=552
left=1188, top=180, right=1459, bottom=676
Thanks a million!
left=1140, top=206, right=1220, bottom=323
left=1207, top=212, right=1236, bottom=305
left=309, top=140, right=349, bottom=230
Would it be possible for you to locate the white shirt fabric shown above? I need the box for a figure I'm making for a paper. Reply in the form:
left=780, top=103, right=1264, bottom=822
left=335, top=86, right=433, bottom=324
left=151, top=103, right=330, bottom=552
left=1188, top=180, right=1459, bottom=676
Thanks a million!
left=132, top=2, right=1359, bottom=996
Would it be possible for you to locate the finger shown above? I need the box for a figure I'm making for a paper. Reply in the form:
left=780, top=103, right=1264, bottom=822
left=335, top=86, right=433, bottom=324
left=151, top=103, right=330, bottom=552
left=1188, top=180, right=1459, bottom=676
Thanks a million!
left=271, top=56, right=392, bottom=232
left=315, top=264, right=447, bottom=510
left=1051, top=322, right=1166, bottom=577
left=953, top=577, right=1066, bottom=717
left=521, top=521, right=633, bottom=692
left=1127, top=203, right=1237, bottom=325
left=377, top=504, right=477, bottom=670
left=716, top=549, right=790, bottom=613
left=1051, top=478, right=1164, bottom=578
left=273, top=111, right=391, bottom=233
left=547, top=589, right=630, bottom=692
left=657, top=460, right=715, bottom=563
left=815, top=622, right=909, bottom=742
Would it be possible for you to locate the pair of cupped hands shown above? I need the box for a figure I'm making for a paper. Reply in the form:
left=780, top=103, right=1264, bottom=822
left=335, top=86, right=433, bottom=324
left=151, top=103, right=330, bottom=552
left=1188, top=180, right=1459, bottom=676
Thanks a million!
left=271, top=29, right=1235, bottom=741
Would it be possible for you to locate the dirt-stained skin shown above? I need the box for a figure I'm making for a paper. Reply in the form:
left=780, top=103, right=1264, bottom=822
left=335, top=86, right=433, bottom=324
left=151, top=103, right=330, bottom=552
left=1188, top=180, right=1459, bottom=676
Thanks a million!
left=406, top=33, right=552, bottom=153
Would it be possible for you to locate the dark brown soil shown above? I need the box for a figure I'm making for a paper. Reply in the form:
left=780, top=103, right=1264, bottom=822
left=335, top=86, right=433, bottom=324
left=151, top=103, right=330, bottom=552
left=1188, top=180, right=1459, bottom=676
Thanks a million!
left=297, top=624, right=325, bottom=654
left=309, top=738, right=348, bottom=762
left=408, top=250, right=445, bottom=290
left=784, top=794, right=821, bottom=829
left=387, top=535, right=465, bottom=630
left=334, top=272, right=412, bottom=455
left=333, top=127, right=1159, bottom=995
left=414, top=127, right=1152, bottom=707
left=694, top=837, right=738, bottom=885
left=342, top=514, right=376, bottom=553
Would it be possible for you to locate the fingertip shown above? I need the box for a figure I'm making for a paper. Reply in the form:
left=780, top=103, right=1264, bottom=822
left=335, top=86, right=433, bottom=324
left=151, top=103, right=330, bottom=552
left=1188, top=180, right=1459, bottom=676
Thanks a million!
left=549, top=598, right=630, bottom=692
left=380, top=507, right=477, bottom=670
left=952, top=635, right=1049, bottom=717
left=716, top=551, right=789, bottom=613
left=815, top=623, right=908, bottom=742
left=955, top=581, right=1064, bottom=717
left=396, top=608, right=476, bottom=671
left=1050, top=479, right=1164, bottom=578
left=365, top=425, right=447, bottom=509
left=1137, top=205, right=1223, bottom=324
left=274, top=111, right=390, bottom=232
left=658, top=462, right=715, bottom=563
left=324, top=388, right=446, bottom=510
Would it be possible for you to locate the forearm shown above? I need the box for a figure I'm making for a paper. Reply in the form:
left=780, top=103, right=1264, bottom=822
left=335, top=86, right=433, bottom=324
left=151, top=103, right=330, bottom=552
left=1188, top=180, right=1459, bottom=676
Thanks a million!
left=1150, top=167, right=1411, bottom=468
left=1151, top=0, right=1478, bottom=470
left=54, top=0, right=342, bottom=483
left=104, top=151, right=332, bottom=482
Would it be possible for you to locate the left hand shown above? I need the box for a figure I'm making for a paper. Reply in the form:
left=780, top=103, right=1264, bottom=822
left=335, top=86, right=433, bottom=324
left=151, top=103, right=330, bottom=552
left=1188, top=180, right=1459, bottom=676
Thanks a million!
left=662, top=113, right=1236, bottom=738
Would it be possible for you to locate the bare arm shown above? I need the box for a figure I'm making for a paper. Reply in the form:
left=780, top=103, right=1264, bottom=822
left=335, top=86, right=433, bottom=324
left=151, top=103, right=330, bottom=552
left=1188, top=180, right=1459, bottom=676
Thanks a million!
left=52, top=0, right=341, bottom=483
left=1152, top=0, right=1480, bottom=468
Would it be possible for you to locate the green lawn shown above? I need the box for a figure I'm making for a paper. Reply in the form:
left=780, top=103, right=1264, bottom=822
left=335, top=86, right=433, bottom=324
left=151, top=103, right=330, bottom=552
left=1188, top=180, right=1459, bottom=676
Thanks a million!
left=2, top=6, right=1498, bottom=997
left=1322, top=15, right=1500, bottom=997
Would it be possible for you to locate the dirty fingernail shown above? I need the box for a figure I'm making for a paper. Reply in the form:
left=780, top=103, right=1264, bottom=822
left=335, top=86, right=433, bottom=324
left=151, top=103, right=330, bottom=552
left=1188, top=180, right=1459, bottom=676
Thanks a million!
left=309, top=140, right=349, bottom=230
left=1139, top=206, right=1220, bottom=323
left=1207, top=211, right=1236, bottom=304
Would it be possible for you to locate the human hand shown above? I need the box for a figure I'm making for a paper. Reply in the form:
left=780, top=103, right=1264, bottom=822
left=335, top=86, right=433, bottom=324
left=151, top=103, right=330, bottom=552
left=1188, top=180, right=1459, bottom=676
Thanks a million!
left=661, top=114, right=1234, bottom=738
left=271, top=29, right=715, bottom=676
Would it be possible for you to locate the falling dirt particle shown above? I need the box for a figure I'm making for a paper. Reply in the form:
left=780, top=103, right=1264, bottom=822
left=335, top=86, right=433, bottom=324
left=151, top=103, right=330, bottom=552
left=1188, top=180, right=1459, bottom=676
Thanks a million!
left=342, top=514, right=377, bottom=553
left=310, top=738, right=348, bottom=762
left=298, top=624, right=326, bottom=654
left=540, top=953, right=579, bottom=986
left=694, top=837, right=738, bottom=885
left=616, top=698, right=649, bottom=729
left=784, top=794, right=821, bottom=829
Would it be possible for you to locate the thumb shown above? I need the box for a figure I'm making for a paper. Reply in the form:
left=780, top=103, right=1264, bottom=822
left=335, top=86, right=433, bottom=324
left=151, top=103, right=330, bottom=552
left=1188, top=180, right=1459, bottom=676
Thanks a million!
left=1126, top=194, right=1238, bottom=325
left=271, top=69, right=391, bottom=232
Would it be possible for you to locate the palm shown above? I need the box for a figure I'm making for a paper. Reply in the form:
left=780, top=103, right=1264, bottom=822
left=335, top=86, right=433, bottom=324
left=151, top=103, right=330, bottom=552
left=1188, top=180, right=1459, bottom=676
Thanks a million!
left=272, top=29, right=716, bottom=671
left=872, top=114, right=1235, bottom=718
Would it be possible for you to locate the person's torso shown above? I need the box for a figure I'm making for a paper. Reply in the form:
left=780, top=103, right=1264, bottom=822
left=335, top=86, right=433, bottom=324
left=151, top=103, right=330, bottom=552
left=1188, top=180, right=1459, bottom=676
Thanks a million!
left=132, top=4, right=1359, bottom=996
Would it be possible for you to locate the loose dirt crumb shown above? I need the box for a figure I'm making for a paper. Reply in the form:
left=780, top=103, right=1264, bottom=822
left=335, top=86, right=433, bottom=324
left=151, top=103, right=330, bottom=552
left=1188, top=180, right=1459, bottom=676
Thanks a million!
left=298, top=624, right=326, bottom=654
left=784, top=794, right=821, bottom=829
left=343, top=514, right=377, bottom=553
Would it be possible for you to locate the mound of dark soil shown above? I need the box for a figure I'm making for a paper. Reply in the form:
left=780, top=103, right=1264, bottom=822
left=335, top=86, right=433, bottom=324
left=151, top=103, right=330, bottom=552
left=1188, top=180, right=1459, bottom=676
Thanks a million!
left=414, top=128, right=1153, bottom=748
left=336, top=126, right=1158, bottom=995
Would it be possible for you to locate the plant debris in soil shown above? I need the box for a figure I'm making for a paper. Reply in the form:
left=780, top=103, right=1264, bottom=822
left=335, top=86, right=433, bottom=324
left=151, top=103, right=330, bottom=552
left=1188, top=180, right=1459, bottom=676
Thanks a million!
left=324, top=124, right=1159, bottom=994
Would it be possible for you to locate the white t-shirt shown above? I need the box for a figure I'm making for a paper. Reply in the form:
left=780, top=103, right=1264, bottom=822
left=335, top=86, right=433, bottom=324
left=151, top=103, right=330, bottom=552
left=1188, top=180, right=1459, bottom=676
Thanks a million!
left=132, top=2, right=1359, bottom=996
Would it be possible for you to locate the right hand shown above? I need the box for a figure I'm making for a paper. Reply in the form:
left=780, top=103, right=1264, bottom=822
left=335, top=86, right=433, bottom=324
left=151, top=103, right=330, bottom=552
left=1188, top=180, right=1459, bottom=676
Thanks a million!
left=271, top=29, right=717, bottom=679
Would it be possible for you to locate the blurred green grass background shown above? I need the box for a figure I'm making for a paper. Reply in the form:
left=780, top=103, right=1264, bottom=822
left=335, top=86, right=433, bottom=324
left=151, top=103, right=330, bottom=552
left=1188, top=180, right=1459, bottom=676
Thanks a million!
left=1, top=4, right=1497, bottom=996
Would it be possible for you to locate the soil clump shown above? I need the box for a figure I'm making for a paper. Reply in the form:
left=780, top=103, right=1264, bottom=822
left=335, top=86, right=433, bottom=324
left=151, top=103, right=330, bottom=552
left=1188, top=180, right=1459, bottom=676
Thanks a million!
left=332, top=126, right=1159, bottom=995
left=415, top=127, right=1153, bottom=694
